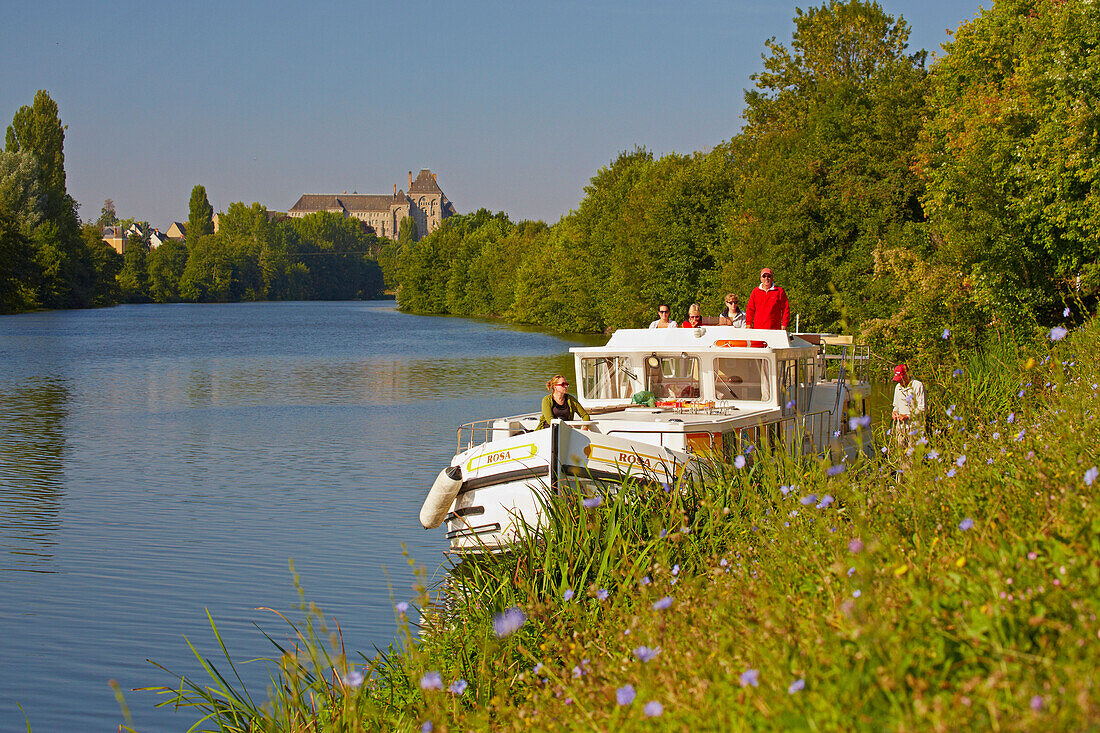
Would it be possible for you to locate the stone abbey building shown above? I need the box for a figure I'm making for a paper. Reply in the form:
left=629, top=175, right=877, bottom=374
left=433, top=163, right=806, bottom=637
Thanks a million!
left=287, top=169, right=456, bottom=240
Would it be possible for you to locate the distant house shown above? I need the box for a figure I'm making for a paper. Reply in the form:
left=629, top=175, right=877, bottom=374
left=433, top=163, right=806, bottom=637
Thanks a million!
left=101, top=223, right=149, bottom=254
left=149, top=228, right=168, bottom=249
left=166, top=222, right=186, bottom=240
left=287, top=169, right=456, bottom=241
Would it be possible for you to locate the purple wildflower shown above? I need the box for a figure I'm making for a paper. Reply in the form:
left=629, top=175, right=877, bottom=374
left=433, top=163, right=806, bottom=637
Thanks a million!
left=1016, top=429, right=1026, bottom=441
left=849, top=415, right=871, bottom=431
left=928, top=449, right=940, bottom=460
left=420, top=672, right=443, bottom=690
left=342, top=669, right=364, bottom=688
left=1085, top=467, right=1098, bottom=486
left=739, top=669, right=760, bottom=687
left=826, top=464, right=845, bottom=476
left=780, top=485, right=792, bottom=496
left=952, top=368, right=964, bottom=377
left=788, top=678, right=805, bottom=694
left=734, top=455, right=746, bottom=469
left=616, top=684, right=636, bottom=705
left=448, top=679, right=468, bottom=695
left=641, top=575, right=651, bottom=586
left=652, top=596, right=674, bottom=611
left=947, top=468, right=957, bottom=478
left=942, top=328, right=950, bottom=339
left=644, top=700, right=664, bottom=717
left=853, top=589, right=861, bottom=598
left=597, top=588, right=609, bottom=601
left=572, top=665, right=583, bottom=678
left=582, top=496, right=602, bottom=509
left=672, top=564, right=680, bottom=576
left=562, top=588, right=574, bottom=601
left=956, top=455, right=966, bottom=467
left=1050, top=326, right=1068, bottom=341
left=492, top=607, right=526, bottom=637
left=848, top=538, right=864, bottom=554
left=395, top=601, right=409, bottom=615
left=958, top=517, right=974, bottom=531
left=421, top=721, right=433, bottom=733
left=847, top=566, right=855, bottom=576
left=817, top=494, right=834, bottom=509
left=800, top=493, right=817, bottom=506
left=634, top=645, right=661, bottom=662
left=1007, top=412, right=1015, bottom=424
left=1064, top=306, right=1071, bottom=318
left=659, top=528, right=668, bottom=538
left=1030, top=694, right=1043, bottom=711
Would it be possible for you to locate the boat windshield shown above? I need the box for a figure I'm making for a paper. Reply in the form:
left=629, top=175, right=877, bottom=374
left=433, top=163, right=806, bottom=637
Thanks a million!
left=647, top=355, right=700, bottom=399
left=581, top=356, right=635, bottom=400
left=714, top=358, right=771, bottom=401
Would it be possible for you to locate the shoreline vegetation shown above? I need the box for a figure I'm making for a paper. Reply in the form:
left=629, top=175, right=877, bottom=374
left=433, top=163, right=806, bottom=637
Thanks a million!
left=392, top=0, right=1099, bottom=372
left=132, top=310, right=1098, bottom=731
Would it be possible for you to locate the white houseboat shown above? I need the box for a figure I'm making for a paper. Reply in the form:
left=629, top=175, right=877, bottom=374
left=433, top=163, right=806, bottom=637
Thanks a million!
left=420, top=326, right=873, bottom=553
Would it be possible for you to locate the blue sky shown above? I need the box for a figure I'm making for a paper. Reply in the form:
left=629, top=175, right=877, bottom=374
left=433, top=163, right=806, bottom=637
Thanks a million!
left=1, top=0, right=985, bottom=229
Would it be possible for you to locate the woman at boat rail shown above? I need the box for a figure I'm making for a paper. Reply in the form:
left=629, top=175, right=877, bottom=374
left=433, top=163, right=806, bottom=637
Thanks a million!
left=648, top=304, right=678, bottom=329
left=537, top=375, right=591, bottom=429
left=719, top=293, right=746, bottom=327
left=682, top=303, right=703, bottom=328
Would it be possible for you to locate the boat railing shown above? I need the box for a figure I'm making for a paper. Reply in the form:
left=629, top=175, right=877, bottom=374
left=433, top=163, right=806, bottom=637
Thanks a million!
left=819, top=343, right=870, bottom=384
left=732, top=409, right=833, bottom=457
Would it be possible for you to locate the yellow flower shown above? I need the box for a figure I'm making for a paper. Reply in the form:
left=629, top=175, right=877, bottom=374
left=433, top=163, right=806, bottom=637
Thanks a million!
left=956, top=556, right=967, bottom=568
left=894, top=564, right=909, bottom=577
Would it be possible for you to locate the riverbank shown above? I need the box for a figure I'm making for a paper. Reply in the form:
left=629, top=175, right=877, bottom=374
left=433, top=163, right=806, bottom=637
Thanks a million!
left=149, top=318, right=1099, bottom=731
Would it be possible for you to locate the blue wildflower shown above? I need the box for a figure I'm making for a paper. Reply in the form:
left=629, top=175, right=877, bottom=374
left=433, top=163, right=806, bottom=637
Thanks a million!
left=849, top=415, right=871, bottom=431
left=1086, top=467, right=1099, bottom=486
left=563, top=588, right=574, bottom=601
left=1050, top=326, right=1068, bottom=341
left=1016, top=429, right=1026, bottom=441
left=597, top=588, right=609, bottom=601
left=672, top=564, right=680, bottom=576
left=942, top=328, right=950, bottom=339
left=1007, top=412, right=1015, bottom=424
left=343, top=669, right=364, bottom=688
left=800, top=494, right=818, bottom=506
left=616, top=684, right=636, bottom=705
left=958, top=517, right=974, bottom=531
left=826, top=464, right=845, bottom=476
left=582, top=496, right=602, bottom=509
left=847, top=566, right=855, bottom=576
left=644, top=700, right=664, bottom=717
left=641, top=575, right=651, bottom=586
left=659, top=528, right=668, bottom=538
left=848, top=538, right=863, bottom=554
left=788, top=678, right=805, bottom=694
left=396, top=602, right=409, bottom=615
left=956, top=455, right=966, bottom=467
left=652, top=596, right=674, bottom=611
left=1031, top=694, right=1044, bottom=711
left=448, top=679, right=468, bottom=695
left=853, top=589, right=861, bottom=598
left=420, top=672, right=443, bottom=690
left=739, top=669, right=760, bottom=687
left=734, top=455, right=746, bottom=469
left=817, top=494, right=834, bottom=509
left=634, top=645, right=661, bottom=662
left=952, top=368, right=964, bottom=378
left=421, top=721, right=433, bottom=733
left=947, top=468, right=956, bottom=478
left=572, top=665, right=583, bottom=678
left=492, top=607, right=526, bottom=637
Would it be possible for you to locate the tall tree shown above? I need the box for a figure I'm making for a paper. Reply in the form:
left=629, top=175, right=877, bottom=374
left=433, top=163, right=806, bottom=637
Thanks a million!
left=187, top=185, right=215, bottom=246
left=5, top=91, right=72, bottom=224
left=96, top=199, right=118, bottom=227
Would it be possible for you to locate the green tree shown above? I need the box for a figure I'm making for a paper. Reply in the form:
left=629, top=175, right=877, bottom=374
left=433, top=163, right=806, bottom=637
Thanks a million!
left=80, top=223, right=122, bottom=306
left=95, top=199, right=118, bottom=227
left=116, top=222, right=151, bottom=302
left=187, top=185, right=215, bottom=246
left=916, top=0, right=1100, bottom=326
left=146, top=238, right=188, bottom=302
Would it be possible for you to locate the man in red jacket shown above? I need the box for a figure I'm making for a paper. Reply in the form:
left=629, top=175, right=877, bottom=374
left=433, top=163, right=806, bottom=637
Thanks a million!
left=744, top=267, right=790, bottom=330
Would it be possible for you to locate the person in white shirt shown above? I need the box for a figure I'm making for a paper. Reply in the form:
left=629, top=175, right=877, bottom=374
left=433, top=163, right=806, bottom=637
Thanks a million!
left=649, top=304, right=679, bottom=329
left=891, top=363, right=926, bottom=468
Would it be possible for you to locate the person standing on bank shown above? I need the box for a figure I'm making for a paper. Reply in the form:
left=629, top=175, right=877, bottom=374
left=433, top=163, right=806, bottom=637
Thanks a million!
left=649, top=304, right=679, bottom=329
left=537, top=375, right=591, bottom=429
left=745, top=268, right=790, bottom=330
left=718, top=293, right=746, bottom=327
left=891, top=364, right=926, bottom=465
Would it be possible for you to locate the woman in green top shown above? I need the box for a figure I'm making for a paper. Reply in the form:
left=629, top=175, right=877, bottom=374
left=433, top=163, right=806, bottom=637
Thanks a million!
left=537, top=374, right=590, bottom=429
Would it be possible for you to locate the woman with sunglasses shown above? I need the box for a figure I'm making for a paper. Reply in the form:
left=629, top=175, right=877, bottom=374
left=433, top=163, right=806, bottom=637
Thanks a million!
left=718, top=293, right=745, bottom=327
left=537, top=375, right=591, bottom=429
left=648, top=304, right=679, bottom=329
left=681, top=303, right=703, bottom=328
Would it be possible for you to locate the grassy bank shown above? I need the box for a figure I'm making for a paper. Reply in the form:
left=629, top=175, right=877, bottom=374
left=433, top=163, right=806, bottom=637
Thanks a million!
left=145, top=320, right=1099, bottom=731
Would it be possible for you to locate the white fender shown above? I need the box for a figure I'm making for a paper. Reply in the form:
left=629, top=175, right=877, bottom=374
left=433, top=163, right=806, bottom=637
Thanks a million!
left=419, top=465, right=463, bottom=529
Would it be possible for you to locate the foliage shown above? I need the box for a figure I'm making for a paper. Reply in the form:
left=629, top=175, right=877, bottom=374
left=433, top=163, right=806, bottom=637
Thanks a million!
left=96, top=198, right=118, bottom=227
left=187, top=185, right=215, bottom=248
left=917, top=0, right=1100, bottom=326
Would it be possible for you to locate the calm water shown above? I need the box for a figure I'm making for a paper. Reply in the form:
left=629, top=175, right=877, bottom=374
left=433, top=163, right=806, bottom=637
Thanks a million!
left=0, top=301, right=594, bottom=731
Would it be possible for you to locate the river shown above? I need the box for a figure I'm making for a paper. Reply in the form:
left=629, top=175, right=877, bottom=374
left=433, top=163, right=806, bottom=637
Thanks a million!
left=0, top=301, right=596, bottom=731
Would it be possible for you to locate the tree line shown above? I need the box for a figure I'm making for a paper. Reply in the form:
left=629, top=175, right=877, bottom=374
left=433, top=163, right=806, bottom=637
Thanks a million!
left=0, top=96, right=384, bottom=312
left=393, top=0, right=1099, bottom=366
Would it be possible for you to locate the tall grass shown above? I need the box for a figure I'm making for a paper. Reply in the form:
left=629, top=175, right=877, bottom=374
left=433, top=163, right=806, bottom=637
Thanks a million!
left=138, top=319, right=1100, bottom=731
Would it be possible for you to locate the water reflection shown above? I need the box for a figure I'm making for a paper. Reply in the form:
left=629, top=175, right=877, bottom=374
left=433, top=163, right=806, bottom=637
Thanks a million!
left=0, top=378, right=68, bottom=572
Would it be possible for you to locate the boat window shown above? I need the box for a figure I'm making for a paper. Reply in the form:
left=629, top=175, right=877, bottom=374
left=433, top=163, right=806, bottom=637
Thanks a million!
left=714, top=358, right=771, bottom=401
left=646, top=355, right=700, bottom=400
left=581, top=356, right=635, bottom=400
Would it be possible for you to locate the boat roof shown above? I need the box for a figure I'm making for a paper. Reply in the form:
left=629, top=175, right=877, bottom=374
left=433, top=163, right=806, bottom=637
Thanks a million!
left=570, top=327, right=819, bottom=359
